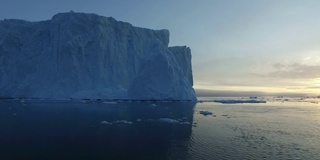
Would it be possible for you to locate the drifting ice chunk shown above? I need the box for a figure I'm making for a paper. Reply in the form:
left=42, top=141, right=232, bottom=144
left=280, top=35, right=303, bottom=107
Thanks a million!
left=179, top=122, right=191, bottom=125
left=158, top=118, right=179, bottom=123
left=102, top=101, right=118, bottom=104
left=199, top=111, right=213, bottom=116
left=100, top=121, right=113, bottom=125
left=115, top=120, right=133, bottom=125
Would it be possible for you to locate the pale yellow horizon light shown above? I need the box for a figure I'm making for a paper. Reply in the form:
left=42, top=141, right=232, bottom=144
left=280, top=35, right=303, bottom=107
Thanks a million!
left=194, top=84, right=318, bottom=95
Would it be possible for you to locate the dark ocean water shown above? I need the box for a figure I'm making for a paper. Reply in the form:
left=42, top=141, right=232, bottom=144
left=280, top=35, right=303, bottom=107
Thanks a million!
left=0, top=98, right=319, bottom=160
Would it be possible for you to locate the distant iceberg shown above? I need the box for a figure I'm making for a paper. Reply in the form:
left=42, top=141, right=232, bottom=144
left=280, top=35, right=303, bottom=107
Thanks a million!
left=0, top=12, right=196, bottom=101
left=213, top=99, right=267, bottom=104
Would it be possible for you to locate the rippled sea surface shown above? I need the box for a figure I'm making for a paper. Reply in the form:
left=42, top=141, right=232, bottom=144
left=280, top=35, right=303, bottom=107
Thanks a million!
left=0, top=97, right=319, bottom=160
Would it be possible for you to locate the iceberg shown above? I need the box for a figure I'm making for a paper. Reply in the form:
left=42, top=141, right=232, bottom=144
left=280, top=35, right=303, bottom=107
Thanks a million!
left=0, top=12, right=196, bottom=101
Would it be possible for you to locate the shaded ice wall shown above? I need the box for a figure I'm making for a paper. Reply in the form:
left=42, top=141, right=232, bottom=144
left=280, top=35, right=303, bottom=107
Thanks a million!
left=0, top=12, right=196, bottom=100
left=169, top=46, right=193, bottom=86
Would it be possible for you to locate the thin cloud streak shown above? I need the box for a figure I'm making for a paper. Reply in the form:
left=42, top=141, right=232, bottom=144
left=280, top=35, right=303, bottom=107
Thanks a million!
left=267, top=63, right=320, bottom=79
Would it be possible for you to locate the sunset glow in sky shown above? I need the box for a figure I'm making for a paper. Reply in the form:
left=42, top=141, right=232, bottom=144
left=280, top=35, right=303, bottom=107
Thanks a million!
left=1, top=0, right=319, bottom=95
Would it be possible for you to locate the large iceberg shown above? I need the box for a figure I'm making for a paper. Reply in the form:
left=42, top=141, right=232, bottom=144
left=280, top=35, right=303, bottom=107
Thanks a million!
left=0, top=12, right=196, bottom=100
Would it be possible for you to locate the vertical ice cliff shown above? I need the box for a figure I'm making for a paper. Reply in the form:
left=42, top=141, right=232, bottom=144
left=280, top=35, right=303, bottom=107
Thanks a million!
left=168, top=46, right=193, bottom=86
left=0, top=12, right=196, bottom=100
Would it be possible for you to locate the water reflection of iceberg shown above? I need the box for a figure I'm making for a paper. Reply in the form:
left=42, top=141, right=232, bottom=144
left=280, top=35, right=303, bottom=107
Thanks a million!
left=0, top=101, right=196, bottom=159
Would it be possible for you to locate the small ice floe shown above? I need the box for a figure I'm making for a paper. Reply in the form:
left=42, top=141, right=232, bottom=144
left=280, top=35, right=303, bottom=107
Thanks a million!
left=150, top=103, right=157, bottom=107
left=12, top=113, right=17, bottom=116
left=222, top=115, right=231, bottom=118
left=100, top=121, right=113, bottom=125
left=249, top=96, right=258, bottom=99
left=158, top=118, right=179, bottom=124
left=136, top=118, right=142, bottom=122
left=199, top=111, right=213, bottom=116
left=114, top=120, right=133, bottom=125
left=103, top=101, right=118, bottom=104
left=179, top=122, right=191, bottom=125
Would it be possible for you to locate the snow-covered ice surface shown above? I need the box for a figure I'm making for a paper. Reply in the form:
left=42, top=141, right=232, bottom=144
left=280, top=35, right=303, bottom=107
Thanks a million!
left=0, top=11, right=196, bottom=100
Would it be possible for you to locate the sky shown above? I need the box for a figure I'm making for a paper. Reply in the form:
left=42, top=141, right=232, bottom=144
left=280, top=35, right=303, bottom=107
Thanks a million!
left=1, top=0, right=319, bottom=95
